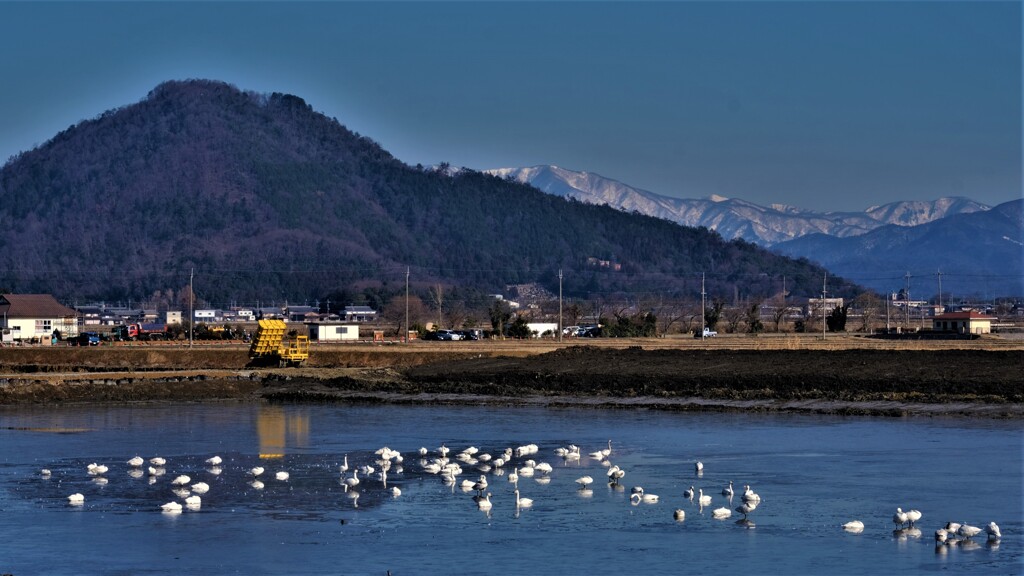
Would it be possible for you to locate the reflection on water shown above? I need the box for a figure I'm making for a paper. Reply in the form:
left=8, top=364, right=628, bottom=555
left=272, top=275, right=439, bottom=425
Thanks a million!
left=256, top=405, right=309, bottom=458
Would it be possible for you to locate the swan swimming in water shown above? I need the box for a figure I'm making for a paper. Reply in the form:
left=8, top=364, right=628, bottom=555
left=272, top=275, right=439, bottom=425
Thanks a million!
left=695, top=461, right=704, bottom=473
left=185, top=495, right=201, bottom=509
left=150, top=457, right=166, bottom=466
left=250, top=467, right=265, bottom=477
left=171, top=475, right=191, bottom=487
left=127, top=456, right=144, bottom=467
left=391, top=486, right=401, bottom=497
left=190, top=482, right=210, bottom=494
left=275, top=471, right=289, bottom=481
left=514, top=489, right=533, bottom=508
left=161, top=501, right=183, bottom=513
left=343, top=469, right=360, bottom=491
left=684, top=486, right=695, bottom=500
left=205, top=455, right=222, bottom=466
left=673, top=509, right=686, bottom=521
left=986, top=522, right=1001, bottom=540
left=477, top=493, right=493, bottom=511
left=698, top=489, right=712, bottom=506
left=712, top=507, right=732, bottom=519
left=67, top=493, right=84, bottom=505
left=722, top=481, right=734, bottom=497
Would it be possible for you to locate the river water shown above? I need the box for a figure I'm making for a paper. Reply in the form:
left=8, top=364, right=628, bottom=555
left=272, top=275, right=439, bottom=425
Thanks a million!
left=0, top=402, right=1019, bottom=575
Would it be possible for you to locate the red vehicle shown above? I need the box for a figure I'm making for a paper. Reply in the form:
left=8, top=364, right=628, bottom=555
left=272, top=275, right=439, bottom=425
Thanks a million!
left=114, top=323, right=169, bottom=341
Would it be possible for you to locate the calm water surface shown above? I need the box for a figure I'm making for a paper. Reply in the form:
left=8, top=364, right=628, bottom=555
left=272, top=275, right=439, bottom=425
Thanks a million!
left=1, top=402, right=1020, bottom=575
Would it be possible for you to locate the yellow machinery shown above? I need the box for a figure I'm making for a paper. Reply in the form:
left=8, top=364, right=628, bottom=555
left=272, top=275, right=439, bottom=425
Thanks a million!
left=248, top=319, right=309, bottom=367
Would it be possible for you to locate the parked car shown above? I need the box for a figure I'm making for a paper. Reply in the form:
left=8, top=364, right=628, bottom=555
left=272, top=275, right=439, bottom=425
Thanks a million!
left=434, top=329, right=463, bottom=341
left=71, top=332, right=101, bottom=346
left=455, top=329, right=481, bottom=341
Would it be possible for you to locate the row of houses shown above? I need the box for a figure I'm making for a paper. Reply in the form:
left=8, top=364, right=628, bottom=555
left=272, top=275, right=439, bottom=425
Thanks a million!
left=0, top=294, right=380, bottom=344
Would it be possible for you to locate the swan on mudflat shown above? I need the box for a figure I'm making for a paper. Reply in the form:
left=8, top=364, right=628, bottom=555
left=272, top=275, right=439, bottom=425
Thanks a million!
left=150, top=457, right=166, bottom=466
left=185, top=495, right=201, bottom=509
left=275, top=471, right=289, bottom=481
left=957, top=523, right=982, bottom=539
left=735, top=501, right=758, bottom=519
left=127, top=456, right=144, bottom=467
left=171, top=475, right=191, bottom=486
left=576, top=476, right=594, bottom=489
left=986, top=522, right=1001, bottom=540
left=190, top=482, right=210, bottom=494
left=250, top=480, right=265, bottom=490
left=250, top=467, right=265, bottom=477
left=205, top=455, right=222, bottom=466
left=161, top=501, right=183, bottom=513
left=712, top=507, right=732, bottom=519
left=343, top=469, right=360, bottom=491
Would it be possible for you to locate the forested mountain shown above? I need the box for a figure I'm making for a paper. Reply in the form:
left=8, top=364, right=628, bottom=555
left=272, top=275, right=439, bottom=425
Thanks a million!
left=0, top=80, right=852, bottom=305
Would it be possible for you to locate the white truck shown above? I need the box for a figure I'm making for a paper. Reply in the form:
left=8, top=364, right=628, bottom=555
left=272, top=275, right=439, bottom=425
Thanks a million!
left=696, top=327, right=718, bottom=338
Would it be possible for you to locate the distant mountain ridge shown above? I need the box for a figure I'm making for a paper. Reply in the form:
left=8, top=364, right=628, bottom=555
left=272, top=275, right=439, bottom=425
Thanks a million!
left=487, top=165, right=990, bottom=246
left=773, top=199, right=1023, bottom=297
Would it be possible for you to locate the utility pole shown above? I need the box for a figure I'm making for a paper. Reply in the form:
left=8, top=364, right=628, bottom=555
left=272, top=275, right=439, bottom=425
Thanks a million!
left=821, top=273, right=827, bottom=341
left=937, top=269, right=943, bottom=311
left=405, top=267, right=410, bottom=344
left=701, top=272, right=706, bottom=341
left=904, top=272, right=911, bottom=329
left=558, top=269, right=563, bottom=343
left=189, top=267, right=194, bottom=349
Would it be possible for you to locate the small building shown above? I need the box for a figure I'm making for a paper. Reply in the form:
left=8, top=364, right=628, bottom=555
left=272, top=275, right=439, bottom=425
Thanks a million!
left=194, top=309, right=217, bottom=323
left=932, top=311, right=997, bottom=335
left=165, top=311, right=182, bottom=325
left=286, top=306, right=317, bottom=322
left=0, top=294, right=80, bottom=343
left=526, top=322, right=559, bottom=338
left=342, top=305, right=377, bottom=323
left=308, top=323, right=359, bottom=342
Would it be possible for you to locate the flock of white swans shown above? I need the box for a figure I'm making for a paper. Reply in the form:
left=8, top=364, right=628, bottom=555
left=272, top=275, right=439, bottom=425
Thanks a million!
left=49, top=439, right=1003, bottom=547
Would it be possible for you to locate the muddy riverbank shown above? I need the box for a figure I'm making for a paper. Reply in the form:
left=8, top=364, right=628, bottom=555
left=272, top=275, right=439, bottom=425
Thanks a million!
left=1, top=345, right=1020, bottom=418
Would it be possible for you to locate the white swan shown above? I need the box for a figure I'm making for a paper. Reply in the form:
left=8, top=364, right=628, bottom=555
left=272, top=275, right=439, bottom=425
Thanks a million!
left=275, top=471, right=289, bottom=481
left=735, top=501, right=757, bottom=519
left=575, top=476, right=594, bottom=488
left=535, top=462, right=553, bottom=474
left=250, top=467, right=265, bottom=477
left=438, top=444, right=450, bottom=457
left=514, top=489, right=533, bottom=508
left=673, top=509, right=686, bottom=521
left=418, top=447, right=428, bottom=456
left=160, top=501, right=182, bottom=513
left=250, top=480, right=264, bottom=490
left=698, top=488, right=712, bottom=506
left=171, top=475, right=191, bottom=486
left=508, top=468, right=519, bottom=484
left=957, top=523, right=982, bottom=539
left=695, top=461, right=704, bottom=473
left=391, top=486, right=401, bottom=497
left=722, top=481, right=734, bottom=497
left=843, top=520, right=865, bottom=532
left=190, top=482, right=210, bottom=494
left=684, top=486, right=695, bottom=500
left=742, top=486, right=761, bottom=503
left=344, top=469, right=360, bottom=491
left=150, top=457, right=166, bottom=466
left=87, top=463, right=108, bottom=476
left=631, top=492, right=659, bottom=504
left=205, top=455, right=222, bottom=466
left=986, top=522, right=1001, bottom=540
left=712, top=507, right=731, bottom=519
left=905, top=509, right=922, bottom=526
left=185, top=495, right=201, bottom=509
left=893, top=508, right=908, bottom=528
left=41, top=469, right=52, bottom=477
left=148, top=466, right=163, bottom=477
left=67, top=493, right=85, bottom=505
left=340, top=455, right=349, bottom=474
left=935, top=528, right=948, bottom=542
left=477, top=492, right=493, bottom=511
left=944, top=521, right=961, bottom=534
left=127, top=456, right=144, bottom=467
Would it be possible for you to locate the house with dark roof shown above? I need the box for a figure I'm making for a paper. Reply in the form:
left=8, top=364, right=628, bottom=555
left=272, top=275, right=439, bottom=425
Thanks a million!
left=342, top=305, right=377, bottom=323
left=932, top=311, right=998, bottom=335
left=0, top=294, right=80, bottom=343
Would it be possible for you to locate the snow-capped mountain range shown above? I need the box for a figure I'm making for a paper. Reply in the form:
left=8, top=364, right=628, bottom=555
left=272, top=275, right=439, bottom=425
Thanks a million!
left=486, top=165, right=990, bottom=246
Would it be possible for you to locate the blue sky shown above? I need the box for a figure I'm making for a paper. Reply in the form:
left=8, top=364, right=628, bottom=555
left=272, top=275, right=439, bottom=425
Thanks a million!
left=0, top=1, right=1019, bottom=212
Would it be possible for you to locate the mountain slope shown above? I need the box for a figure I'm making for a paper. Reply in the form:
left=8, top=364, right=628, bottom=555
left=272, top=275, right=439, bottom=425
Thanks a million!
left=0, top=80, right=851, bottom=303
left=773, top=200, right=1023, bottom=297
left=488, top=165, right=989, bottom=245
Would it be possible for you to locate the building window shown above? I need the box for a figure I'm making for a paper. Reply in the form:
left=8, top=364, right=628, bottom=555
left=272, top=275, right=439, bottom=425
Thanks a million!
left=35, top=320, right=52, bottom=333
left=335, top=327, right=348, bottom=335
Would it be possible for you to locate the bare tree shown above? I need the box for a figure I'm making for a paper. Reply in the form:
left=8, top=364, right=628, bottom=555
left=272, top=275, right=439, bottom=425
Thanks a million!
left=723, top=305, right=744, bottom=334
left=428, top=284, right=444, bottom=329
left=854, top=292, right=881, bottom=333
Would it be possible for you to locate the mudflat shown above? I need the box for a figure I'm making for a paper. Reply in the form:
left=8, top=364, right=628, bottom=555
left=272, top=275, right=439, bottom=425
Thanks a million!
left=1, top=338, right=1020, bottom=418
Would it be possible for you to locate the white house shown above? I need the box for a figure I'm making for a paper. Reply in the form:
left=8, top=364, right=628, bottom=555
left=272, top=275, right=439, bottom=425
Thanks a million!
left=342, top=305, right=377, bottom=323
left=308, top=323, right=360, bottom=342
left=194, top=309, right=217, bottom=323
left=932, top=311, right=997, bottom=335
left=0, top=294, right=80, bottom=343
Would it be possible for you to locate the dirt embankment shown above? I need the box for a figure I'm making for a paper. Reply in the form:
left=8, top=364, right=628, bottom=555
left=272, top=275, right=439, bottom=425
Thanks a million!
left=1, top=344, right=1021, bottom=418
